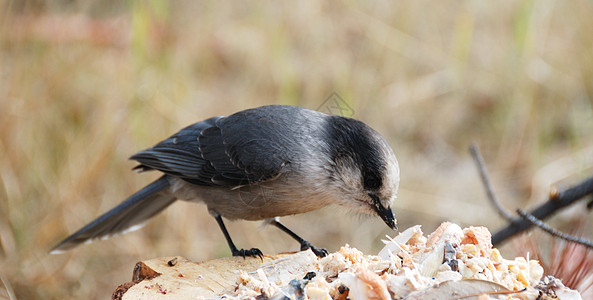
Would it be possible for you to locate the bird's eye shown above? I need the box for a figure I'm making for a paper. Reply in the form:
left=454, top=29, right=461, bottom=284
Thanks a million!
left=364, top=175, right=381, bottom=190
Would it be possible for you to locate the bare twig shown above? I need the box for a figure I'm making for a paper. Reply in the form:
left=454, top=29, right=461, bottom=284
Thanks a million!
left=469, top=143, right=514, bottom=221
left=492, top=175, right=593, bottom=245
left=516, top=209, right=593, bottom=249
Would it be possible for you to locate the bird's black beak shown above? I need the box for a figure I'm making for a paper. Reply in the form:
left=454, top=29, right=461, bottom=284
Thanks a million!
left=369, top=193, right=397, bottom=231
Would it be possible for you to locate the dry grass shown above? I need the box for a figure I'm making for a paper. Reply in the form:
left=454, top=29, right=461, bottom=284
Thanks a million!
left=1, top=0, right=592, bottom=298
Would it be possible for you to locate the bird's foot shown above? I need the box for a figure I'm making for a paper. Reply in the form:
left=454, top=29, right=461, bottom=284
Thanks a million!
left=232, top=248, right=263, bottom=259
left=300, top=242, right=328, bottom=257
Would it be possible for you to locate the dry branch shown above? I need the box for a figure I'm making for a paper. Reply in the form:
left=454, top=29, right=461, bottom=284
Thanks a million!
left=469, top=144, right=515, bottom=221
left=469, top=143, right=593, bottom=246
left=490, top=172, right=593, bottom=245
left=516, top=209, right=593, bottom=249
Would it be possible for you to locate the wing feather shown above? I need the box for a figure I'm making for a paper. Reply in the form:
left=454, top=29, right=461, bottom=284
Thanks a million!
left=129, top=106, right=318, bottom=188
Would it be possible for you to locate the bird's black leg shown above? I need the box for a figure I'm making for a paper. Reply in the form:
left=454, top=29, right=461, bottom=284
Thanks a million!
left=213, top=214, right=263, bottom=259
left=269, top=219, right=328, bottom=257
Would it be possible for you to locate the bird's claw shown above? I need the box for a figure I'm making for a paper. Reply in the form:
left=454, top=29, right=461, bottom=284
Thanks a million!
left=233, top=248, right=263, bottom=260
left=301, top=242, right=328, bottom=258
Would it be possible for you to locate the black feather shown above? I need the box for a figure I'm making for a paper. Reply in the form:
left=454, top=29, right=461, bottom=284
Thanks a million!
left=324, top=115, right=386, bottom=191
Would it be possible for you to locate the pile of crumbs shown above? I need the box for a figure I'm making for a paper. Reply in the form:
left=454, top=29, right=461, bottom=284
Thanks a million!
left=231, top=222, right=581, bottom=299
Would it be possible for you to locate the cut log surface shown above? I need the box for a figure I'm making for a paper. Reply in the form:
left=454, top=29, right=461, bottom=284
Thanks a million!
left=112, top=223, right=583, bottom=300
left=112, top=254, right=290, bottom=300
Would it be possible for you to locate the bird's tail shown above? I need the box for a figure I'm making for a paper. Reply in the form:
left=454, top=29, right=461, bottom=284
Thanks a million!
left=50, top=176, right=177, bottom=254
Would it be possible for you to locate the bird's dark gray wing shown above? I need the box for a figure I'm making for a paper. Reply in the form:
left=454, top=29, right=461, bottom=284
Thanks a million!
left=130, top=111, right=294, bottom=187
left=198, top=124, right=287, bottom=186
left=130, top=116, right=225, bottom=185
left=207, top=105, right=316, bottom=184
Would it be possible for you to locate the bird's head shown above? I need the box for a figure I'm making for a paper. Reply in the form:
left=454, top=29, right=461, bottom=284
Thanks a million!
left=323, top=116, right=399, bottom=230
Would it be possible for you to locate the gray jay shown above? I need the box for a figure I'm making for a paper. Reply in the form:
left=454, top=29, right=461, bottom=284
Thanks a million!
left=51, top=105, right=399, bottom=258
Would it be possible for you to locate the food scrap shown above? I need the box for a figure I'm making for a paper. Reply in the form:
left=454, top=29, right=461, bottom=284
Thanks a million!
left=231, top=222, right=581, bottom=299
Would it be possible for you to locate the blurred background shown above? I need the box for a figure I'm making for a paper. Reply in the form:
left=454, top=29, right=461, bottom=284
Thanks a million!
left=1, top=0, right=592, bottom=298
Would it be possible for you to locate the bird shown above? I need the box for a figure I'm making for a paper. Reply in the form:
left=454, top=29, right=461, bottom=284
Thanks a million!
left=50, top=105, right=400, bottom=258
